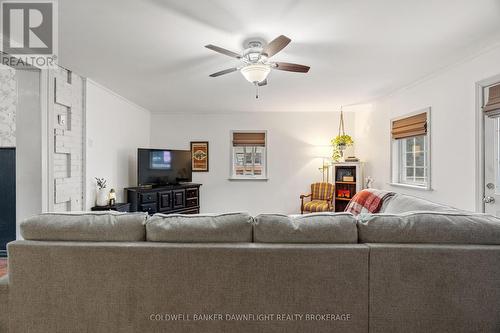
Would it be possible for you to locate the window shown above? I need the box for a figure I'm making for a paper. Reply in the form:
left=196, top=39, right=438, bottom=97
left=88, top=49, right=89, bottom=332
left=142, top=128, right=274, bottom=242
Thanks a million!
left=230, top=131, right=267, bottom=180
left=391, top=109, right=431, bottom=189
left=399, top=136, right=427, bottom=186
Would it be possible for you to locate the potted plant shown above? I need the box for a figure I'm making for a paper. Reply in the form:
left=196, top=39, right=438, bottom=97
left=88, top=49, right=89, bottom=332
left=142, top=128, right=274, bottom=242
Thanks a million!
left=95, top=177, right=108, bottom=207
left=331, top=134, right=354, bottom=162
left=331, top=108, right=354, bottom=162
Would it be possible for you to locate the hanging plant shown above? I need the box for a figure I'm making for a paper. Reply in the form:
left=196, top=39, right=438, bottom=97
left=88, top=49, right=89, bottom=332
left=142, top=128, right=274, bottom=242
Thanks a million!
left=331, top=108, right=354, bottom=162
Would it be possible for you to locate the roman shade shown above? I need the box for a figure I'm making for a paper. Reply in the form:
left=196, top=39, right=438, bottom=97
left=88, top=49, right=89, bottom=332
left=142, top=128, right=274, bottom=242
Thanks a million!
left=484, top=84, right=500, bottom=118
left=391, top=112, right=427, bottom=140
left=232, top=132, right=266, bottom=146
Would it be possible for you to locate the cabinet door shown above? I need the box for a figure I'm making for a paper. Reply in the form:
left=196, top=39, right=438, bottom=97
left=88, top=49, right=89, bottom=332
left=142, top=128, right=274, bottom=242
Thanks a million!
left=173, top=189, right=185, bottom=209
left=158, top=191, right=173, bottom=211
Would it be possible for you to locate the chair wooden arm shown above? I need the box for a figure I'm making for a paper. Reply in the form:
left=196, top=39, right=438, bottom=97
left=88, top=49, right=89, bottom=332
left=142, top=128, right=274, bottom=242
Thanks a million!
left=300, top=193, right=312, bottom=214
left=327, top=199, right=333, bottom=211
left=326, top=193, right=334, bottom=211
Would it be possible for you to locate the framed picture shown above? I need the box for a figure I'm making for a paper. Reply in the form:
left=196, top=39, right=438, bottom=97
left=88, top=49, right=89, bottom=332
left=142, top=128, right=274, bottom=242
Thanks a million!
left=190, top=141, right=209, bottom=172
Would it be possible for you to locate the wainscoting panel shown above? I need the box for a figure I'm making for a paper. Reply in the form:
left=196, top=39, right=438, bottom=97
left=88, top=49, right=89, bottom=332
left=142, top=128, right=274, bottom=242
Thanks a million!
left=0, top=148, right=16, bottom=255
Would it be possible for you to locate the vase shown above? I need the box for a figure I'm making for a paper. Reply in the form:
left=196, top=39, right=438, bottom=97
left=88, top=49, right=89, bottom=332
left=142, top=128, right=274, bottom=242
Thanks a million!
left=96, top=188, right=109, bottom=206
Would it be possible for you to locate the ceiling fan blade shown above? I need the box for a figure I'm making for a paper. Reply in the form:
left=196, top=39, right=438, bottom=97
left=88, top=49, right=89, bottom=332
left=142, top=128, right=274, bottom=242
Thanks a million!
left=274, top=62, right=310, bottom=73
left=209, top=67, right=238, bottom=77
left=258, top=79, right=267, bottom=86
left=262, top=35, right=291, bottom=57
left=205, top=44, right=241, bottom=59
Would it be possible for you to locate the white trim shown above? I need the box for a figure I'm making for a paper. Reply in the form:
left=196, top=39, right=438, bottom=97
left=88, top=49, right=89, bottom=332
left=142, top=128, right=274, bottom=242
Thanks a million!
left=148, top=110, right=357, bottom=115
left=475, top=74, right=500, bottom=212
left=228, top=177, right=269, bottom=181
left=389, top=183, right=433, bottom=191
left=40, top=69, right=50, bottom=212
left=82, top=78, right=87, bottom=210
left=46, top=69, right=55, bottom=211
left=86, top=79, right=152, bottom=115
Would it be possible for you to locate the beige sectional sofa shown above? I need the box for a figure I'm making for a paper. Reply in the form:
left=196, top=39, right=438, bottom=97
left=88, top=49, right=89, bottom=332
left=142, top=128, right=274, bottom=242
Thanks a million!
left=1, top=193, right=500, bottom=333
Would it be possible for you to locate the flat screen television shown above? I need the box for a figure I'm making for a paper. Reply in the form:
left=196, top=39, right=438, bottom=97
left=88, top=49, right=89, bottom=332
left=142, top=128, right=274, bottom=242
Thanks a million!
left=138, top=148, right=192, bottom=186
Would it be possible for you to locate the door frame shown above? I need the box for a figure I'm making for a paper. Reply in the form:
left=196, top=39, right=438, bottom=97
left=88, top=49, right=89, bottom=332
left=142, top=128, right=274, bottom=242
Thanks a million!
left=475, top=74, right=500, bottom=212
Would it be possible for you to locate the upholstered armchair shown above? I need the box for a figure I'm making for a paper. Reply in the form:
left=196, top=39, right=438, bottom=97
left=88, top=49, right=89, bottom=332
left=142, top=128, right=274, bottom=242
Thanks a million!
left=300, top=182, right=335, bottom=214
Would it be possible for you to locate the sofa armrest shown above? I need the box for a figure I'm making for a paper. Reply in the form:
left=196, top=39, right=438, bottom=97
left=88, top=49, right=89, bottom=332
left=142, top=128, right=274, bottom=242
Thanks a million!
left=0, top=275, right=9, bottom=332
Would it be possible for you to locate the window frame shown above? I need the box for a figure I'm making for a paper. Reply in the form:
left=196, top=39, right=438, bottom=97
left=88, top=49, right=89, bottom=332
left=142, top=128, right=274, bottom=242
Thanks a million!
left=229, top=130, right=268, bottom=181
left=390, top=108, right=432, bottom=191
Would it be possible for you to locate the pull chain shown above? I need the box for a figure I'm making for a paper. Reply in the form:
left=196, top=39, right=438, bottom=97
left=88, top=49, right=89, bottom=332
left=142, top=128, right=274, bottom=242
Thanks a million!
left=255, top=84, right=259, bottom=99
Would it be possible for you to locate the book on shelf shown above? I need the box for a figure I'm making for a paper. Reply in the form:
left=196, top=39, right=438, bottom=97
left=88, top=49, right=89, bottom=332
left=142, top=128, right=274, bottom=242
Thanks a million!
left=345, top=156, right=359, bottom=162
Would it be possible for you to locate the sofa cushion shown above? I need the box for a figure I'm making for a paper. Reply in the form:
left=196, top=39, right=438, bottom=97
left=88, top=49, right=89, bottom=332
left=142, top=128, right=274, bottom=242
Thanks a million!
left=303, top=200, right=331, bottom=212
left=380, top=193, right=458, bottom=214
left=146, top=212, right=253, bottom=242
left=20, top=212, right=148, bottom=241
left=358, top=211, right=500, bottom=244
left=254, top=212, right=358, bottom=243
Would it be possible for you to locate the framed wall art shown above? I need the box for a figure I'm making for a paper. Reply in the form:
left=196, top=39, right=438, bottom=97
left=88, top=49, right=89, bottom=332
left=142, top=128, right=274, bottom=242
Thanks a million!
left=190, top=141, right=209, bottom=172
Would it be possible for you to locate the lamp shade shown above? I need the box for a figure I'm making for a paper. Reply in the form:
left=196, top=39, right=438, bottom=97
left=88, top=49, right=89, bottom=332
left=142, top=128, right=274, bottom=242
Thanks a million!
left=240, top=64, right=270, bottom=84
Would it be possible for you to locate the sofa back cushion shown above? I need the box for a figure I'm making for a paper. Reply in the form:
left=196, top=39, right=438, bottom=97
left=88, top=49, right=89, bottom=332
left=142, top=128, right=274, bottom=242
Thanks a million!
left=254, top=212, right=358, bottom=243
left=146, top=212, right=253, bottom=242
left=20, top=212, right=147, bottom=241
left=380, top=193, right=458, bottom=214
left=358, top=211, right=500, bottom=244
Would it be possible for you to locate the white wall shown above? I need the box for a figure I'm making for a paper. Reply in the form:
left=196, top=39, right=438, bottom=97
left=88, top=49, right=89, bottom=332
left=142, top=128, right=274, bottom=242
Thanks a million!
left=150, top=112, right=355, bottom=215
left=355, top=45, right=500, bottom=211
left=85, top=80, right=151, bottom=209
left=0, top=64, right=16, bottom=146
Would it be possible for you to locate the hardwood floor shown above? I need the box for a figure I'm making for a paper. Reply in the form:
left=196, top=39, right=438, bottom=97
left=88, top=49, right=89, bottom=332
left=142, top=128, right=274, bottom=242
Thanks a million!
left=0, top=258, right=7, bottom=278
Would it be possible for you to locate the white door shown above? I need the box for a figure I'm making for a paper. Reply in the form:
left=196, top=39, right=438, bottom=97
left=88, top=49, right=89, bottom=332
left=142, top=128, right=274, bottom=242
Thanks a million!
left=483, top=84, right=500, bottom=216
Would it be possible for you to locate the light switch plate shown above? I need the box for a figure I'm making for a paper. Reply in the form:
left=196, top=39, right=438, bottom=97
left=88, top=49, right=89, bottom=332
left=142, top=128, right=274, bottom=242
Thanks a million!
left=58, top=114, right=66, bottom=126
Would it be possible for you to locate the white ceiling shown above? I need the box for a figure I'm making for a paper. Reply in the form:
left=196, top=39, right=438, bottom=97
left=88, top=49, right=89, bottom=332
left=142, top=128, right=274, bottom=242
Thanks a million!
left=58, top=0, right=500, bottom=113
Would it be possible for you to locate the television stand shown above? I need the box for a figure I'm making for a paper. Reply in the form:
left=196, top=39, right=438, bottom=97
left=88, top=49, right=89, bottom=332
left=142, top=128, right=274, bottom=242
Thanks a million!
left=125, top=183, right=201, bottom=215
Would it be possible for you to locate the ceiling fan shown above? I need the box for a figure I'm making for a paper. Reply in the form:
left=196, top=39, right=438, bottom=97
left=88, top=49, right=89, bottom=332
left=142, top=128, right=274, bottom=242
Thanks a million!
left=205, top=35, right=310, bottom=97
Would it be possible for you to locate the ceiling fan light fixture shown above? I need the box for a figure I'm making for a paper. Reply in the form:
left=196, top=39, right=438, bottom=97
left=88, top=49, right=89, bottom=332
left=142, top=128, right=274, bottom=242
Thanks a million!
left=240, top=64, right=271, bottom=84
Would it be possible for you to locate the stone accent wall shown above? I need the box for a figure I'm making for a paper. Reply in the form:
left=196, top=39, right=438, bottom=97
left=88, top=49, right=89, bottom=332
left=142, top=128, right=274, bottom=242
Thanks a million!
left=50, top=67, right=85, bottom=212
left=0, top=65, right=16, bottom=147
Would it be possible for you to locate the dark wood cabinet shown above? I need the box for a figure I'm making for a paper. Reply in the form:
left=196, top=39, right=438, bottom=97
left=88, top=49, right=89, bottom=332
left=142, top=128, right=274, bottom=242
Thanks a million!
left=91, top=203, right=131, bottom=212
left=126, top=183, right=201, bottom=215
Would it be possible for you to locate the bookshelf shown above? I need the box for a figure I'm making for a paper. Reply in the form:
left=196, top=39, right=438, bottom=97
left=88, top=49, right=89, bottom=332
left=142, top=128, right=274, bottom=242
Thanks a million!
left=332, top=162, right=364, bottom=212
